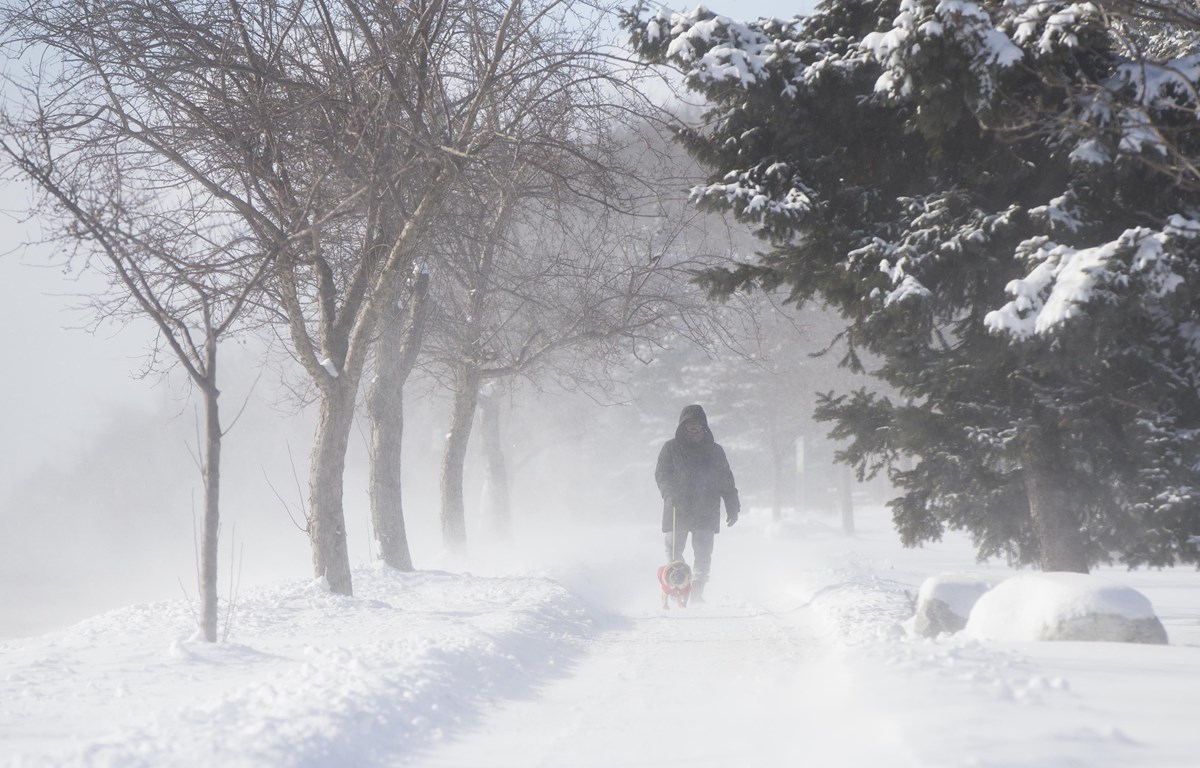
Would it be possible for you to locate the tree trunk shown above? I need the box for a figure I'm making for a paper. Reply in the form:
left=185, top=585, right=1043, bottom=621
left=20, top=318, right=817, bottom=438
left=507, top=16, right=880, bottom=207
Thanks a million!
left=309, top=380, right=358, bottom=594
left=291, top=170, right=455, bottom=597
left=1023, top=444, right=1089, bottom=573
left=437, top=197, right=510, bottom=554
left=794, top=434, right=807, bottom=515
left=839, top=463, right=855, bottom=536
left=440, top=364, right=482, bottom=553
left=366, top=326, right=414, bottom=571
left=366, top=270, right=430, bottom=571
left=770, top=433, right=787, bottom=522
left=199, top=376, right=221, bottom=642
left=479, top=384, right=512, bottom=538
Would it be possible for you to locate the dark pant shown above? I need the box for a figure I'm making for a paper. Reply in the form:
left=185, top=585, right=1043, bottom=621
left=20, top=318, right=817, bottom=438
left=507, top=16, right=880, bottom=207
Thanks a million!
left=663, top=529, right=715, bottom=585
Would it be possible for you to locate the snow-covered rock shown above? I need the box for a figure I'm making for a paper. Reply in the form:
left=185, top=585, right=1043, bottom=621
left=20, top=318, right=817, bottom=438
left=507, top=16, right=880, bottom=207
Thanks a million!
left=963, top=572, right=1168, bottom=644
left=908, top=572, right=993, bottom=637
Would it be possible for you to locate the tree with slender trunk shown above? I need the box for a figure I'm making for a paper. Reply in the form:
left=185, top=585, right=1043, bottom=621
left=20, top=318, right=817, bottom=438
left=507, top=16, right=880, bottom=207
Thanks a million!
left=440, top=362, right=483, bottom=551
left=0, top=86, right=270, bottom=639
left=477, top=383, right=513, bottom=539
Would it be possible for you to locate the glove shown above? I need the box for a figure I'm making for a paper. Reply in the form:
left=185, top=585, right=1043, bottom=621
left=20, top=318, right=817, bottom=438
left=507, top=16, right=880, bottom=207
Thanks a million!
left=726, top=510, right=739, bottom=527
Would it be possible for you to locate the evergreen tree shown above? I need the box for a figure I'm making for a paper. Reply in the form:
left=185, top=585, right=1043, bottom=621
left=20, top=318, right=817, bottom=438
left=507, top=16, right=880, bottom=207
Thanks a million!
left=624, top=0, right=1200, bottom=571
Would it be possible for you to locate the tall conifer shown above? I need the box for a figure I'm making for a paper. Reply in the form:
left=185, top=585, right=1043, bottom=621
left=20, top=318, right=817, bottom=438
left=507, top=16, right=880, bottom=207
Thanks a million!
left=625, top=0, right=1200, bottom=570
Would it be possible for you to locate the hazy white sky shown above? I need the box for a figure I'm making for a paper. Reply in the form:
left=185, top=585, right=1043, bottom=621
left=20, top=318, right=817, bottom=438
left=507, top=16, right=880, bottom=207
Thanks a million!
left=0, top=183, right=158, bottom=497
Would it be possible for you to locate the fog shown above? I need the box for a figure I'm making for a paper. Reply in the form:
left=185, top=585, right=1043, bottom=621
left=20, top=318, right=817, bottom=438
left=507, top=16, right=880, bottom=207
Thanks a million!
left=0, top=275, right=872, bottom=638
left=0, top=306, right=876, bottom=639
left=0, top=150, right=861, bottom=638
left=0, top=338, right=654, bottom=636
left=0, top=0, right=830, bottom=638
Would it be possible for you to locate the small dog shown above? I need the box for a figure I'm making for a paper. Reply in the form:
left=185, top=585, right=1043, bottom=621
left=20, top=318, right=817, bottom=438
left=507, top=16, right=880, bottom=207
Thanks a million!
left=657, top=560, right=692, bottom=609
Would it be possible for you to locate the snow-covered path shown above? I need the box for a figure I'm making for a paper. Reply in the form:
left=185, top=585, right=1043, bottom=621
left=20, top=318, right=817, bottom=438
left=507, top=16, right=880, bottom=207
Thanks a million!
left=413, top=602, right=898, bottom=768
left=406, top=518, right=912, bottom=768
left=6, top=507, right=1200, bottom=767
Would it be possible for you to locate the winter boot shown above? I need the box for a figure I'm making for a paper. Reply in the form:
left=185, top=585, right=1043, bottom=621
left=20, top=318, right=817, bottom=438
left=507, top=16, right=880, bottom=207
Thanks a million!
left=691, top=581, right=706, bottom=604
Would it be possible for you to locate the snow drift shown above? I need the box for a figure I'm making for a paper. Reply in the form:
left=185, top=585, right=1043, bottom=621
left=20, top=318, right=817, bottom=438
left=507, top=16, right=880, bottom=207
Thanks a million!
left=963, top=572, right=1168, bottom=644
left=1, top=565, right=596, bottom=767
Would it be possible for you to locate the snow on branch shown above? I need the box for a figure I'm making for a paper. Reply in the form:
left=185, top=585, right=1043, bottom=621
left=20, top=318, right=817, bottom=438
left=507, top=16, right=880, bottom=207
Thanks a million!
left=621, top=5, right=872, bottom=228
left=692, top=164, right=815, bottom=224
left=663, top=8, right=775, bottom=86
left=850, top=196, right=1021, bottom=308
left=628, top=4, right=864, bottom=95
left=1072, top=53, right=1200, bottom=160
left=1111, top=53, right=1200, bottom=111
left=986, top=216, right=1200, bottom=339
left=1007, top=1, right=1097, bottom=55
left=862, top=0, right=1025, bottom=101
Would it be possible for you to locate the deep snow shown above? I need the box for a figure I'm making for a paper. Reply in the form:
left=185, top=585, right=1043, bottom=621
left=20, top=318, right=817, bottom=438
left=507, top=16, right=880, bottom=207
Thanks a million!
left=3, top=505, right=1199, bottom=767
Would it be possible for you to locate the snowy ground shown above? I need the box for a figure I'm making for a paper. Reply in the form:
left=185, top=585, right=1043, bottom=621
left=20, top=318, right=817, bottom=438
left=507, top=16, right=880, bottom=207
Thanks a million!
left=3, top=505, right=1199, bottom=767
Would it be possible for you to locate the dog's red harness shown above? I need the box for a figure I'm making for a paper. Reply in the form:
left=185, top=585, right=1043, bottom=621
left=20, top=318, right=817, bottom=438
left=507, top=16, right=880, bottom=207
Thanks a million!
left=658, top=562, right=692, bottom=599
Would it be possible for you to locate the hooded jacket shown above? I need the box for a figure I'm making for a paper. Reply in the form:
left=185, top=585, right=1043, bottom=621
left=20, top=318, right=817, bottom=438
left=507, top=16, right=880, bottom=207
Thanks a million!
left=654, top=404, right=740, bottom=534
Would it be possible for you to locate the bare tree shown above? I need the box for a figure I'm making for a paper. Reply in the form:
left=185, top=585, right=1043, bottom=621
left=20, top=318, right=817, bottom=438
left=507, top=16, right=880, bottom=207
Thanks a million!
left=0, top=73, right=270, bottom=640
left=4, top=0, right=653, bottom=593
left=354, top=2, right=668, bottom=557
left=476, top=380, right=513, bottom=537
left=422, top=173, right=745, bottom=551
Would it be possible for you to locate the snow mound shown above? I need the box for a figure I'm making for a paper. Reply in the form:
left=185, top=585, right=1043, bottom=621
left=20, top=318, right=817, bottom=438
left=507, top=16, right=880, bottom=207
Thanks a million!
left=1, top=564, right=598, bottom=767
left=963, top=572, right=1168, bottom=644
left=907, top=572, right=993, bottom=638
left=807, top=574, right=914, bottom=645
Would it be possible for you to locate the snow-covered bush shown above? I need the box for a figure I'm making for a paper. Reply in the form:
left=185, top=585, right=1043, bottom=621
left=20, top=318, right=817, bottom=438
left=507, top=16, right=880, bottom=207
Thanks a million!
left=964, top=573, right=1169, bottom=644
left=907, top=573, right=993, bottom=638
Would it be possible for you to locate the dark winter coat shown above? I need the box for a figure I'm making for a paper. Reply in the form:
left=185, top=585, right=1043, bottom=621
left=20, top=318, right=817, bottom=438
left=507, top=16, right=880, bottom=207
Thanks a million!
left=655, top=404, right=740, bottom=534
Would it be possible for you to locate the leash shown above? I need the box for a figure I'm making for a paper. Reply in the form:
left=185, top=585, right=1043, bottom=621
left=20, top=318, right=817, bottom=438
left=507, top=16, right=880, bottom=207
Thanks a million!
left=671, top=502, right=678, bottom=561
left=660, top=502, right=689, bottom=604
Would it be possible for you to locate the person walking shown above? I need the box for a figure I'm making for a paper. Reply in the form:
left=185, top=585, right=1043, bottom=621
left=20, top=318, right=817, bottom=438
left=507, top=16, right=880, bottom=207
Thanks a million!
left=655, top=404, right=740, bottom=603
